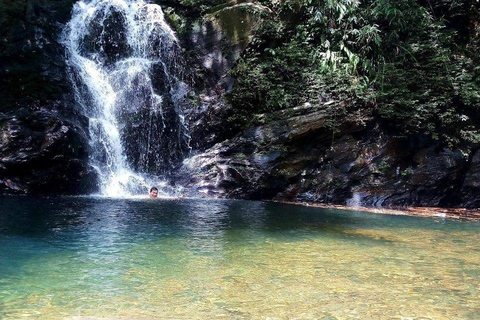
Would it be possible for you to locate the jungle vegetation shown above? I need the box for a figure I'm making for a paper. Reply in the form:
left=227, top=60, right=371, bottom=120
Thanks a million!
left=225, top=0, right=480, bottom=149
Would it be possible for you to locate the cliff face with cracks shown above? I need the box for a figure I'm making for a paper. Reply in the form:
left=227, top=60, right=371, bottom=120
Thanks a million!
left=179, top=101, right=480, bottom=208
left=171, top=0, right=480, bottom=208
left=0, top=0, right=96, bottom=194
left=1, top=0, right=480, bottom=209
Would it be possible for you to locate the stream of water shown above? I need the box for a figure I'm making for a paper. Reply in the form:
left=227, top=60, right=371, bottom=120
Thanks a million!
left=62, top=0, right=190, bottom=197
left=0, top=196, right=479, bottom=319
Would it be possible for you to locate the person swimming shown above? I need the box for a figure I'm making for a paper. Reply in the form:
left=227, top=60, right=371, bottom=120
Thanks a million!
left=148, top=187, right=186, bottom=199
left=149, top=187, right=159, bottom=199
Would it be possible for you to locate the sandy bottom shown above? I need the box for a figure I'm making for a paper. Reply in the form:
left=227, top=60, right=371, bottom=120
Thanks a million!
left=2, top=227, right=480, bottom=319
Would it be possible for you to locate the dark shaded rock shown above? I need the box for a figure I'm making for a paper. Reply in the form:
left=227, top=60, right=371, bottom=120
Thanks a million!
left=0, top=0, right=77, bottom=112
left=0, top=0, right=94, bottom=194
left=174, top=100, right=371, bottom=199
left=276, top=136, right=473, bottom=208
left=0, top=109, right=96, bottom=194
left=78, top=4, right=132, bottom=65
left=177, top=94, right=480, bottom=208
left=170, top=1, right=270, bottom=150
left=461, top=150, right=480, bottom=208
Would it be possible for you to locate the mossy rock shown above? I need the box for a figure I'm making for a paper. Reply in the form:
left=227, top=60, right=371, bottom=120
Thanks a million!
left=205, top=1, right=270, bottom=46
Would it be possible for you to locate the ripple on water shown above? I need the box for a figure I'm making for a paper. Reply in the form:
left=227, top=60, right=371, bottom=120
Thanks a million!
left=0, top=196, right=479, bottom=319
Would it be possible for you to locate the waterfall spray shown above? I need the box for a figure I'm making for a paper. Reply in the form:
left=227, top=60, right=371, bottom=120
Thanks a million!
left=63, top=0, right=190, bottom=197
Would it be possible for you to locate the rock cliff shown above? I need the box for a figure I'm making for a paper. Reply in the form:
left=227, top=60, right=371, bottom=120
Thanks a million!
left=1, top=0, right=479, bottom=209
left=0, top=0, right=95, bottom=194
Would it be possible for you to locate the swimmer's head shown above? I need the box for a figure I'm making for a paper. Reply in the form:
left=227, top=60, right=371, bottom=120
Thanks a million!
left=149, top=187, right=158, bottom=198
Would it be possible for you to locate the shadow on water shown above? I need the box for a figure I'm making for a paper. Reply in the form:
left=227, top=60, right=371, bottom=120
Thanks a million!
left=0, top=195, right=476, bottom=241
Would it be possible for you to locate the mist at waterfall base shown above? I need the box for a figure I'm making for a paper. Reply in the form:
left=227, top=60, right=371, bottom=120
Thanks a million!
left=62, top=0, right=191, bottom=198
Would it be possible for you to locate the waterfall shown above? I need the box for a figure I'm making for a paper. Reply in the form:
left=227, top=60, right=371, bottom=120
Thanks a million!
left=62, top=0, right=190, bottom=197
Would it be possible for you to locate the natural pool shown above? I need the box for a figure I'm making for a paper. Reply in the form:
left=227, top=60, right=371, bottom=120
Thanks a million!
left=0, top=196, right=479, bottom=319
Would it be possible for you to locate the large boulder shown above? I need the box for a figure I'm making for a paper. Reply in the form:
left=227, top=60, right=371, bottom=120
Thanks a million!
left=0, top=109, right=96, bottom=194
left=175, top=100, right=371, bottom=198
left=176, top=95, right=480, bottom=208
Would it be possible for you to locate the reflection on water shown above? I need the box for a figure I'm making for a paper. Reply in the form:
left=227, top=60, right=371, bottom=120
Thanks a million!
left=0, top=196, right=479, bottom=319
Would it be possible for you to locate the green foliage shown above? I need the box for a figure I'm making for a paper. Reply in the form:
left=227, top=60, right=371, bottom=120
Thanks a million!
left=375, top=160, right=390, bottom=175
left=228, top=0, right=480, bottom=148
left=163, top=7, right=186, bottom=33
left=401, top=167, right=414, bottom=177
left=228, top=13, right=370, bottom=119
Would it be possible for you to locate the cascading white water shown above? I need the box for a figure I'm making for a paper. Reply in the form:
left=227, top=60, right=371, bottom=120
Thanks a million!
left=62, top=0, right=190, bottom=197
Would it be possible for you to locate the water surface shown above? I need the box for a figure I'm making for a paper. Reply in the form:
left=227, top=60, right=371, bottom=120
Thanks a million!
left=0, top=196, right=479, bottom=319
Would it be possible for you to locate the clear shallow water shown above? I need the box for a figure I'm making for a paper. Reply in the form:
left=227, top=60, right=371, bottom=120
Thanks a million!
left=0, top=197, right=479, bottom=319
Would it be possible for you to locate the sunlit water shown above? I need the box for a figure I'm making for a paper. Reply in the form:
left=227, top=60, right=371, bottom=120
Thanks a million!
left=0, top=197, right=479, bottom=319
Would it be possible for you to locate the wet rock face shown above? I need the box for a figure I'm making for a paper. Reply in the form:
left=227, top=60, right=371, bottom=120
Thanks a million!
left=171, top=1, right=269, bottom=150
left=461, top=150, right=480, bottom=208
left=175, top=101, right=372, bottom=199
left=0, top=0, right=95, bottom=194
left=78, top=6, right=132, bottom=65
left=0, top=109, right=96, bottom=194
left=289, top=139, right=469, bottom=208
left=0, top=0, right=76, bottom=112
left=184, top=2, right=265, bottom=90
left=176, top=98, right=480, bottom=208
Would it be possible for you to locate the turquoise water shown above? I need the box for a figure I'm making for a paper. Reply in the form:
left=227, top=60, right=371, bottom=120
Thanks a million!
left=0, top=196, right=479, bottom=319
